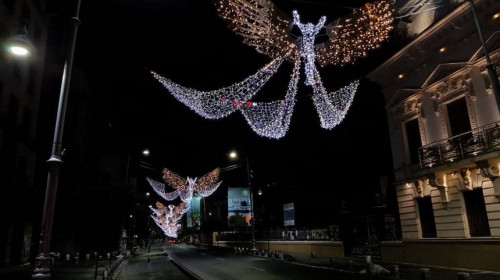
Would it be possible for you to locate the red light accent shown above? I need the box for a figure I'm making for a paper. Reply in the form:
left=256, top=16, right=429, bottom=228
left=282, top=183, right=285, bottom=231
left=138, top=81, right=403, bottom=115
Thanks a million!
left=247, top=101, right=253, bottom=107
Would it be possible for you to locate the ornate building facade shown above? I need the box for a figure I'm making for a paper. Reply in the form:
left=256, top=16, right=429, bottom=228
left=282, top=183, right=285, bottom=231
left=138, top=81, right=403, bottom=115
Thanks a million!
left=368, top=0, right=500, bottom=271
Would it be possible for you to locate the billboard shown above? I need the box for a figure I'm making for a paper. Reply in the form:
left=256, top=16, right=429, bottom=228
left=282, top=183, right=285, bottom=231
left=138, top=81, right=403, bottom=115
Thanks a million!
left=283, top=202, right=295, bottom=226
left=187, top=195, right=202, bottom=229
left=227, top=187, right=251, bottom=224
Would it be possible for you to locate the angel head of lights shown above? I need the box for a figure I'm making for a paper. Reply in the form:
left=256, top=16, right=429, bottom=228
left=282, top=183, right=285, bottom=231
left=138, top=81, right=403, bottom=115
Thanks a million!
left=152, top=0, right=394, bottom=139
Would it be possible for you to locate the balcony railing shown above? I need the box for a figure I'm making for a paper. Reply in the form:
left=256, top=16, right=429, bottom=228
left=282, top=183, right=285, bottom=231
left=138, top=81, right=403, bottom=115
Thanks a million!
left=418, top=122, right=500, bottom=168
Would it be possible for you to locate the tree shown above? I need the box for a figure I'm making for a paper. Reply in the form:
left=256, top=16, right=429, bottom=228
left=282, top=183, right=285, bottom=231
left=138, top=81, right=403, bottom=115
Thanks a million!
left=228, top=214, right=248, bottom=230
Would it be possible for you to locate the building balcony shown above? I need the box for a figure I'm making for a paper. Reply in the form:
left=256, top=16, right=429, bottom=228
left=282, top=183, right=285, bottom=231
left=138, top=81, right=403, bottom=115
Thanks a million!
left=418, top=122, right=500, bottom=168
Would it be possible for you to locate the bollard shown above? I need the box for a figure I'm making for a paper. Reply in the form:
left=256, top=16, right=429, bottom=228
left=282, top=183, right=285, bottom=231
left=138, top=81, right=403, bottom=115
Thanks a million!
left=66, top=253, right=70, bottom=261
left=365, top=255, right=373, bottom=274
left=94, top=257, right=99, bottom=280
left=348, top=259, right=355, bottom=271
left=86, top=253, right=90, bottom=261
left=457, top=272, right=471, bottom=280
left=391, top=265, right=400, bottom=279
left=329, top=258, right=336, bottom=268
left=103, top=268, right=108, bottom=279
left=419, top=268, right=430, bottom=280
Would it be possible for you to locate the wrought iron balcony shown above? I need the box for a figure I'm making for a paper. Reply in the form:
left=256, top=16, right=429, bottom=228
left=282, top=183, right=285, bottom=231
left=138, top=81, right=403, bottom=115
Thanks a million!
left=418, top=122, right=500, bottom=168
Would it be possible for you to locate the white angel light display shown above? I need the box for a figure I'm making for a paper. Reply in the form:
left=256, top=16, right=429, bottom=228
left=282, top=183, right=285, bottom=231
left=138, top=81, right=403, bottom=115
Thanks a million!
left=152, top=0, right=394, bottom=138
left=147, top=168, right=223, bottom=238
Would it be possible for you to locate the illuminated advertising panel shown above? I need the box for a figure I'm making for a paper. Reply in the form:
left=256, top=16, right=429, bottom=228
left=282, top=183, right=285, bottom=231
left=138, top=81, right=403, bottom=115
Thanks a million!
left=283, top=202, right=295, bottom=226
left=227, top=187, right=251, bottom=224
left=187, top=195, right=202, bottom=228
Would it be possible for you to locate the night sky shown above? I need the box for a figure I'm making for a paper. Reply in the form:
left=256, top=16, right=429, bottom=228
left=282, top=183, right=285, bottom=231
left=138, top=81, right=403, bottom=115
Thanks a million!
left=44, top=0, right=397, bottom=226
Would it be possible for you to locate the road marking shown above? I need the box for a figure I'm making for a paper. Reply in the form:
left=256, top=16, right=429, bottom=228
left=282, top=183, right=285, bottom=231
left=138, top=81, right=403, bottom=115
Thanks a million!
left=216, top=257, right=224, bottom=261
left=200, top=253, right=207, bottom=256
left=247, top=266, right=265, bottom=272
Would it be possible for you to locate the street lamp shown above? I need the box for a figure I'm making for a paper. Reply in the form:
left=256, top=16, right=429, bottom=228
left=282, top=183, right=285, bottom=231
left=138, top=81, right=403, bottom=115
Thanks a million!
left=228, top=150, right=256, bottom=251
left=126, top=148, right=151, bottom=183
left=32, top=1, right=82, bottom=278
left=4, top=27, right=36, bottom=57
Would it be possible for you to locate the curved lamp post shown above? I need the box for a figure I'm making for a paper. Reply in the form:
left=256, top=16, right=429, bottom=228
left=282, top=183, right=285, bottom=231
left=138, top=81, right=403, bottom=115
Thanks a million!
left=32, top=0, right=82, bottom=278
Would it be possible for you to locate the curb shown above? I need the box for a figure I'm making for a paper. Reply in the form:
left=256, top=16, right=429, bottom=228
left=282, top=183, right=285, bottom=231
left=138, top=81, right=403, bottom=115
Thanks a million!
left=162, top=247, right=203, bottom=280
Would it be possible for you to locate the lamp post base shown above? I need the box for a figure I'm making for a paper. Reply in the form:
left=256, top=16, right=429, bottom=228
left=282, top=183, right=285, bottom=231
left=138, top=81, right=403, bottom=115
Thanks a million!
left=32, top=254, right=52, bottom=279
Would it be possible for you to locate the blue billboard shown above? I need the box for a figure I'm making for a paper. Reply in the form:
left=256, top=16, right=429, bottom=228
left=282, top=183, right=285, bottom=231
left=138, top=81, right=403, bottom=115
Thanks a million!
left=227, top=187, right=251, bottom=224
left=283, top=202, right=295, bottom=226
left=187, top=195, right=202, bottom=228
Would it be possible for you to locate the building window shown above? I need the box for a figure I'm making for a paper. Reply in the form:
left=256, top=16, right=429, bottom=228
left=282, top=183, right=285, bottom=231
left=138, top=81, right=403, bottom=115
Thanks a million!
left=463, top=188, right=491, bottom=237
left=416, top=196, right=437, bottom=238
left=405, top=118, right=422, bottom=164
left=446, top=97, right=471, bottom=136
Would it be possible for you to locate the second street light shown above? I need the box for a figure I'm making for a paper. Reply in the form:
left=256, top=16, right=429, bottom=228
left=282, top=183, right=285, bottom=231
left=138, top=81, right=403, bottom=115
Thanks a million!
left=229, top=150, right=256, bottom=251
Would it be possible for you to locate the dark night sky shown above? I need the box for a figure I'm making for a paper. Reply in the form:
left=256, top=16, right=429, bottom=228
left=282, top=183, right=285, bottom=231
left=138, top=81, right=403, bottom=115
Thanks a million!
left=45, top=0, right=396, bottom=223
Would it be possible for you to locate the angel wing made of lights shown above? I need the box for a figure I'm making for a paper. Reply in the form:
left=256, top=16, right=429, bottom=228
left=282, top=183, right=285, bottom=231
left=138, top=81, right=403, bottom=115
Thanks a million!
left=148, top=168, right=223, bottom=202
left=216, top=0, right=394, bottom=67
left=152, top=0, right=394, bottom=139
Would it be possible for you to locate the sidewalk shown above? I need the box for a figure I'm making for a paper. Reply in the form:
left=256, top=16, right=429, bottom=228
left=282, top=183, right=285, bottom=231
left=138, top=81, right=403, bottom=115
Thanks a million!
left=2, top=245, right=500, bottom=280
left=281, top=252, right=500, bottom=280
left=0, top=251, right=129, bottom=280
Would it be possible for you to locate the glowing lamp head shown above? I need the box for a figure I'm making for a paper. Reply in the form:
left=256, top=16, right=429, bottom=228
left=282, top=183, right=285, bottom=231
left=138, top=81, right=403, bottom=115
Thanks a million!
left=4, top=33, right=35, bottom=57
left=229, top=151, right=237, bottom=159
left=9, top=46, right=30, bottom=56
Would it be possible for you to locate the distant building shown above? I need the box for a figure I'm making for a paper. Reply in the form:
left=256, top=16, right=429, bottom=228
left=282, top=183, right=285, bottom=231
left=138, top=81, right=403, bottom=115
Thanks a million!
left=368, top=0, right=500, bottom=271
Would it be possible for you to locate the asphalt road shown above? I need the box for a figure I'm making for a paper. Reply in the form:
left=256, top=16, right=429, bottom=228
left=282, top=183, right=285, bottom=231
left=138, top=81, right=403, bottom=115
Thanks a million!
left=117, top=247, right=194, bottom=280
left=164, top=244, right=381, bottom=280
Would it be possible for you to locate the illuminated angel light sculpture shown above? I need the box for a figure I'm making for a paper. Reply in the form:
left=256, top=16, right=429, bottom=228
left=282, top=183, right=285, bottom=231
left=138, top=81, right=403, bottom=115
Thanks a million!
left=147, top=168, right=222, bottom=237
left=146, top=167, right=223, bottom=203
left=150, top=202, right=189, bottom=238
left=152, top=0, right=394, bottom=139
